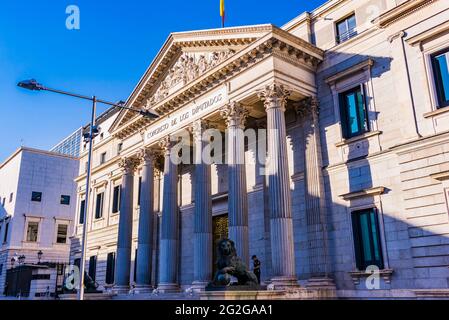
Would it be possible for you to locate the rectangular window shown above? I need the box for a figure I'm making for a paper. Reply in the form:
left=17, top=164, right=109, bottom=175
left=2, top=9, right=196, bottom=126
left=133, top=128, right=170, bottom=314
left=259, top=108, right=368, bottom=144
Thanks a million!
left=60, top=195, right=71, bottom=205
left=56, top=224, right=68, bottom=244
left=100, top=152, right=107, bottom=165
left=105, top=252, right=116, bottom=285
left=9, top=193, right=13, bottom=203
left=79, top=199, right=86, bottom=224
left=0, top=264, right=3, bottom=276
left=26, top=221, right=39, bottom=242
left=431, top=49, right=449, bottom=108
left=339, top=86, right=369, bottom=139
left=117, top=143, right=123, bottom=155
left=31, top=191, right=42, bottom=202
left=3, top=222, right=8, bottom=243
left=85, top=162, right=88, bottom=173
left=88, top=256, right=97, bottom=282
left=95, top=193, right=104, bottom=219
left=112, top=186, right=121, bottom=214
left=138, top=177, right=142, bottom=206
left=336, top=14, right=357, bottom=44
left=351, top=208, right=384, bottom=270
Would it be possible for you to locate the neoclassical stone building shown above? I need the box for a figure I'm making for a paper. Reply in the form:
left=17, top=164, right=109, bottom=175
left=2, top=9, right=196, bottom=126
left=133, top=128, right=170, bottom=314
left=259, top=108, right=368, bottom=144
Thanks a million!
left=69, top=0, right=449, bottom=299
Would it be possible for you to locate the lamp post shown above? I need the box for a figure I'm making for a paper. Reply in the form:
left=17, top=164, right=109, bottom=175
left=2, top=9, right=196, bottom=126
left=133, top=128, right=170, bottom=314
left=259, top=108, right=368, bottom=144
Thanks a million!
left=17, top=79, right=159, bottom=300
left=37, top=250, right=43, bottom=264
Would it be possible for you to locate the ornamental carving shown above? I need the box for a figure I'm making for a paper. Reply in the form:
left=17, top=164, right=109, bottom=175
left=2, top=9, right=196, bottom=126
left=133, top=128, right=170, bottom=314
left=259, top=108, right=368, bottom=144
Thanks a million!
left=158, top=135, right=177, bottom=155
left=258, top=83, right=290, bottom=111
left=118, top=157, right=140, bottom=174
left=189, top=120, right=215, bottom=140
left=220, top=102, right=249, bottom=128
left=137, top=148, right=158, bottom=164
left=143, top=50, right=235, bottom=110
left=294, top=96, right=320, bottom=120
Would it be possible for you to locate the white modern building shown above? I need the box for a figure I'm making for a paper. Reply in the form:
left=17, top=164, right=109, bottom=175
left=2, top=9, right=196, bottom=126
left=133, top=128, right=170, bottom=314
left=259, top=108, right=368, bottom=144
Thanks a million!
left=0, top=147, right=79, bottom=297
left=63, top=0, right=449, bottom=299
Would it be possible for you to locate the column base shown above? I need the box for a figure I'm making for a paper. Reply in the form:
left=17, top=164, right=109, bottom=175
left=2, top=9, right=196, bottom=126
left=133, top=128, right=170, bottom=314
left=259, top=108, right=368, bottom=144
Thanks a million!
left=191, top=281, right=210, bottom=292
left=157, top=283, right=180, bottom=293
left=306, top=277, right=336, bottom=289
left=112, top=285, right=131, bottom=295
left=269, top=276, right=300, bottom=290
left=132, top=284, right=154, bottom=295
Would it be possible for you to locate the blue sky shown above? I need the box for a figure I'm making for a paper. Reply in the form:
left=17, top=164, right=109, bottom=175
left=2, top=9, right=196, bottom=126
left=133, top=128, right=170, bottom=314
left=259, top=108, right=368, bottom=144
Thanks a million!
left=0, top=0, right=325, bottom=162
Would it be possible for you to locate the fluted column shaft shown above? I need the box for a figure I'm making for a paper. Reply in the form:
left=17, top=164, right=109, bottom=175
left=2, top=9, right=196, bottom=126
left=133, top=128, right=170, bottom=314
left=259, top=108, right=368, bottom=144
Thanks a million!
left=135, top=149, right=156, bottom=289
left=259, top=84, right=297, bottom=286
left=192, top=121, right=213, bottom=288
left=158, top=137, right=179, bottom=292
left=297, top=98, right=330, bottom=278
left=220, top=102, right=249, bottom=265
left=115, top=157, right=139, bottom=290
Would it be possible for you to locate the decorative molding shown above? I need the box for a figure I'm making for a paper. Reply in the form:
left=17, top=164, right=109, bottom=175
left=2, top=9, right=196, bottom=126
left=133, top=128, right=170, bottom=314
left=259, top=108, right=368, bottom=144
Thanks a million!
left=431, top=170, right=449, bottom=181
left=340, top=186, right=386, bottom=201
left=111, top=27, right=324, bottom=139
left=335, top=130, right=382, bottom=147
left=349, top=269, right=394, bottom=285
left=374, top=0, right=436, bottom=28
left=325, top=59, right=374, bottom=85
left=407, top=20, right=449, bottom=47
left=423, top=105, right=449, bottom=118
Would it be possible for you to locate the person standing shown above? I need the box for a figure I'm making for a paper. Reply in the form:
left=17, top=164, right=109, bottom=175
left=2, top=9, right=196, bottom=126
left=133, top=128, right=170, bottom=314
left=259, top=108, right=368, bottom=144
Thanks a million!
left=252, top=255, right=261, bottom=284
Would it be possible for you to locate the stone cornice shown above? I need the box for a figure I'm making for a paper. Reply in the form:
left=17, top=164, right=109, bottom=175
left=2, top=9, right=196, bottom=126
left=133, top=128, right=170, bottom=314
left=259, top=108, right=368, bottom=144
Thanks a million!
left=325, top=58, right=374, bottom=85
left=406, top=20, right=449, bottom=46
left=374, top=0, right=437, bottom=28
left=111, top=29, right=323, bottom=140
left=339, top=186, right=386, bottom=201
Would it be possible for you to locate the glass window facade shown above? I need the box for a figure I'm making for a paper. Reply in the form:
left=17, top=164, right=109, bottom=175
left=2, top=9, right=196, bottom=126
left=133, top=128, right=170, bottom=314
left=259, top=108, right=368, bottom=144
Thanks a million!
left=339, top=86, right=369, bottom=139
left=432, top=49, right=449, bottom=108
left=351, top=208, right=384, bottom=270
left=50, top=128, right=83, bottom=157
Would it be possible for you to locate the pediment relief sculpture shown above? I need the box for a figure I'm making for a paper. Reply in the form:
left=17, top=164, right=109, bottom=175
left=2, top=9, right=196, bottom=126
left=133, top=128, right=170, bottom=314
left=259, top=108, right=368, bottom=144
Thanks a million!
left=143, top=49, right=236, bottom=110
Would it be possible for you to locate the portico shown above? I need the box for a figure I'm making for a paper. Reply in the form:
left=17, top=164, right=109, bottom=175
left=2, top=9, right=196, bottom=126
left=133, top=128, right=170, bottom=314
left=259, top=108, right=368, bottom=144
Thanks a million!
left=104, top=24, right=325, bottom=293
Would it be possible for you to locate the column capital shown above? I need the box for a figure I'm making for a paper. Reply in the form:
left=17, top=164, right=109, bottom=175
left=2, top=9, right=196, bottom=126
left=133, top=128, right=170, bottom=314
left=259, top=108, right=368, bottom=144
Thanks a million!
left=294, top=96, right=320, bottom=120
left=220, top=102, right=249, bottom=128
left=158, top=136, right=177, bottom=155
left=137, top=148, right=158, bottom=164
left=189, top=120, right=215, bottom=141
left=118, top=157, right=140, bottom=174
left=258, top=83, right=290, bottom=111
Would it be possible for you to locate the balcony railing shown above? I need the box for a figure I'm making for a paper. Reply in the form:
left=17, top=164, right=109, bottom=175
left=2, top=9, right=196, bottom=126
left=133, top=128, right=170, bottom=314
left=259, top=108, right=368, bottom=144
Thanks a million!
left=336, top=28, right=358, bottom=44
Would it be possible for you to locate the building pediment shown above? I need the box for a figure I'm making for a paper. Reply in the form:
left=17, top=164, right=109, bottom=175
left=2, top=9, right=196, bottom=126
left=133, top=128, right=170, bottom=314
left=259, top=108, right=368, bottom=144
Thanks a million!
left=110, top=24, right=323, bottom=138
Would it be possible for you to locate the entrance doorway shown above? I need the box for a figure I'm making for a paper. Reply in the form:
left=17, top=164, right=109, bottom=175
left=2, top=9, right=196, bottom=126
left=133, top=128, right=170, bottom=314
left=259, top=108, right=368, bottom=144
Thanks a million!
left=212, top=213, right=229, bottom=274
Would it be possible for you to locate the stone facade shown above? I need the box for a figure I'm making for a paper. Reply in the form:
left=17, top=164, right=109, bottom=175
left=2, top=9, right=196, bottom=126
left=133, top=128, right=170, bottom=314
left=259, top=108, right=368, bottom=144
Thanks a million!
left=69, top=0, right=449, bottom=299
left=0, top=148, right=79, bottom=296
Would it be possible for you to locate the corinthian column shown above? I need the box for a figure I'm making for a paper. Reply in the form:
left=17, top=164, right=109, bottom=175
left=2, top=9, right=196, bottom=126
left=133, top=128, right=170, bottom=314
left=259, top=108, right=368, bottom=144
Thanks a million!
left=157, top=136, right=180, bottom=293
left=115, top=157, right=139, bottom=293
left=295, top=97, right=334, bottom=289
left=191, top=120, right=213, bottom=290
left=135, top=148, right=157, bottom=293
left=258, top=83, right=297, bottom=289
left=220, top=102, right=249, bottom=266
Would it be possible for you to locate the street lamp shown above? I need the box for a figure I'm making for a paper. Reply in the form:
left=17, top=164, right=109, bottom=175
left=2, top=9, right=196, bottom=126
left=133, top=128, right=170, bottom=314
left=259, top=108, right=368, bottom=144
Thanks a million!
left=18, top=255, right=26, bottom=265
left=18, top=79, right=160, bottom=300
left=37, top=250, right=43, bottom=264
left=10, top=257, right=15, bottom=269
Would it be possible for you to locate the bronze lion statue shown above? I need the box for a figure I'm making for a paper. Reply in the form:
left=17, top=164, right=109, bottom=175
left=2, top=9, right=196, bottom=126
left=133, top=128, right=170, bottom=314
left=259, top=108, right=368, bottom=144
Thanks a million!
left=210, top=239, right=259, bottom=287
